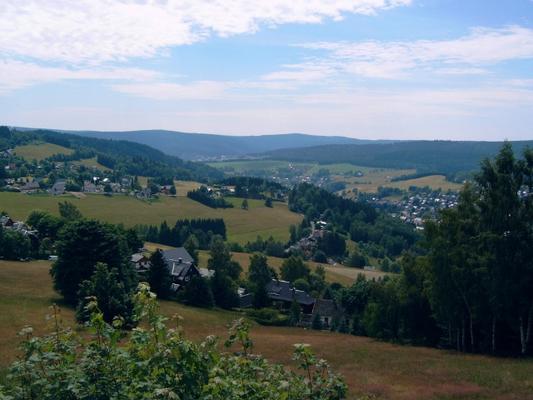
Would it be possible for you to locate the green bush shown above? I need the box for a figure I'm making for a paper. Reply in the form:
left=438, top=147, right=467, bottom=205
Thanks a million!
left=0, top=284, right=347, bottom=400
left=246, top=308, right=289, bottom=326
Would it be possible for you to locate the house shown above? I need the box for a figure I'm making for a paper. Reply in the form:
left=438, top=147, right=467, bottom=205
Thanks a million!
left=20, top=181, right=40, bottom=192
left=311, top=299, right=341, bottom=329
left=238, top=287, right=253, bottom=308
left=162, top=247, right=200, bottom=290
left=83, top=180, right=97, bottom=193
left=50, top=180, right=66, bottom=195
left=131, top=253, right=151, bottom=272
left=266, top=279, right=315, bottom=314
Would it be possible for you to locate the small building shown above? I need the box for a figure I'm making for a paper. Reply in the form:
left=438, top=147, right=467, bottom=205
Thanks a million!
left=20, top=181, right=40, bottom=192
left=311, top=299, right=341, bottom=329
left=131, top=253, right=151, bottom=272
left=50, top=180, right=66, bottom=195
left=83, top=181, right=97, bottom=193
left=162, top=247, right=200, bottom=290
left=266, top=279, right=315, bottom=314
left=238, top=287, right=253, bottom=308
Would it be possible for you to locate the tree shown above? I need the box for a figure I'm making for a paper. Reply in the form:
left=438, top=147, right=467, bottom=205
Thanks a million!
left=264, top=197, right=273, bottom=207
left=280, top=256, right=310, bottom=282
left=313, top=250, right=327, bottom=263
left=211, top=272, right=239, bottom=309
left=241, top=199, right=249, bottom=210
left=104, top=183, right=113, bottom=195
left=51, top=219, right=135, bottom=305
left=169, top=185, right=177, bottom=195
left=312, top=312, right=323, bottom=330
left=76, top=263, right=134, bottom=325
left=147, top=250, right=172, bottom=300
left=289, top=300, right=301, bottom=326
left=248, top=253, right=273, bottom=308
left=184, top=234, right=199, bottom=263
left=183, top=276, right=214, bottom=308
left=346, top=251, right=366, bottom=268
left=207, top=237, right=241, bottom=280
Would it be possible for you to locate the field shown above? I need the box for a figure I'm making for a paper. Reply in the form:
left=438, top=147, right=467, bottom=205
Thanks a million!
left=72, top=156, right=110, bottom=171
left=209, top=159, right=463, bottom=194
left=14, top=142, right=73, bottom=161
left=0, top=192, right=302, bottom=244
left=1, top=260, right=532, bottom=399
left=388, top=175, right=463, bottom=192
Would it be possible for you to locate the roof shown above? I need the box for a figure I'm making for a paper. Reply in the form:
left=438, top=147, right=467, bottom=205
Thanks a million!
left=312, top=299, right=337, bottom=317
left=162, top=247, right=194, bottom=265
left=238, top=293, right=253, bottom=308
left=131, top=253, right=145, bottom=263
left=170, top=263, right=197, bottom=279
left=199, top=268, right=215, bottom=278
left=266, top=279, right=315, bottom=306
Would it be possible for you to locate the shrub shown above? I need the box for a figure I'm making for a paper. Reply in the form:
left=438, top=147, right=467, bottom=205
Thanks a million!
left=246, top=308, right=289, bottom=326
left=0, top=285, right=347, bottom=400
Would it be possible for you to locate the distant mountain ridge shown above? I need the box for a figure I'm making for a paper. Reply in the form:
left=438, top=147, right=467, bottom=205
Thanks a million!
left=22, top=129, right=390, bottom=160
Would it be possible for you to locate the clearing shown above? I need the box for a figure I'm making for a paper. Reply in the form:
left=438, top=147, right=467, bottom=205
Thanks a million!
left=0, top=260, right=532, bottom=400
left=14, top=142, right=73, bottom=161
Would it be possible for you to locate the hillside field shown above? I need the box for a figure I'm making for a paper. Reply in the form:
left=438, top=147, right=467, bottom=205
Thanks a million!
left=0, top=192, right=302, bottom=244
left=209, top=159, right=463, bottom=194
left=14, top=142, right=73, bottom=161
left=1, top=260, right=532, bottom=400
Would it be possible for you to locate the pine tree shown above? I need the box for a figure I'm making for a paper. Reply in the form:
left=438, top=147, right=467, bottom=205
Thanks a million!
left=147, top=249, right=172, bottom=300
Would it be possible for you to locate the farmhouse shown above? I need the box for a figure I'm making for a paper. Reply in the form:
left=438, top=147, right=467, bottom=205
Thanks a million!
left=162, top=248, right=201, bottom=291
left=50, top=180, right=66, bottom=195
left=266, top=279, right=315, bottom=314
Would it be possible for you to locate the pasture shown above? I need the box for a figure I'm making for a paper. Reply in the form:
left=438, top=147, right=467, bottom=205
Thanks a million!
left=0, top=192, right=302, bottom=244
left=1, top=260, right=532, bottom=399
left=14, top=142, right=73, bottom=161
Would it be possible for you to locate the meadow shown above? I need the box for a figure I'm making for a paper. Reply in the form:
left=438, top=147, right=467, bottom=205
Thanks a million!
left=1, top=260, right=532, bottom=400
left=0, top=192, right=302, bottom=244
left=14, top=142, right=73, bottom=161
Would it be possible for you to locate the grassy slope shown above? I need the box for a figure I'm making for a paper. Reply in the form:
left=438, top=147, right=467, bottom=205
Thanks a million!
left=14, top=143, right=73, bottom=161
left=0, top=192, right=302, bottom=244
left=1, top=260, right=532, bottom=399
left=388, top=175, right=463, bottom=192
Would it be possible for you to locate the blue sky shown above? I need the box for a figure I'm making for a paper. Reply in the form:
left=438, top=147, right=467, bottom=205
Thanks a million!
left=1, top=0, right=533, bottom=140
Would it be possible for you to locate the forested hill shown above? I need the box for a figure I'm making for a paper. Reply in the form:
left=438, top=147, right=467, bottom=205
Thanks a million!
left=43, top=129, right=385, bottom=160
left=2, top=128, right=223, bottom=181
left=263, top=140, right=533, bottom=177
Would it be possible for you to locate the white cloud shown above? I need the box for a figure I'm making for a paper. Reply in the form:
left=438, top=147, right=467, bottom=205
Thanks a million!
left=284, top=26, right=533, bottom=80
left=112, top=81, right=230, bottom=100
left=0, top=0, right=411, bottom=65
left=0, top=60, right=159, bottom=94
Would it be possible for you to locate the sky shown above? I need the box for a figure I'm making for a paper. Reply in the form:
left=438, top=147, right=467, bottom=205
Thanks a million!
left=1, top=0, right=533, bottom=140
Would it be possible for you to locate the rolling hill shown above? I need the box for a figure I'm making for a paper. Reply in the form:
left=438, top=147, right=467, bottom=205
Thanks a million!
left=263, top=140, right=533, bottom=177
left=25, top=128, right=389, bottom=160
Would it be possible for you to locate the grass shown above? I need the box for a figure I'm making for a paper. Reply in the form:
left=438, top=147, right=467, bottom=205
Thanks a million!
left=0, top=192, right=302, bottom=244
left=72, top=156, right=110, bottom=171
left=388, top=175, right=463, bottom=192
left=14, top=142, right=73, bottom=161
left=1, top=260, right=532, bottom=399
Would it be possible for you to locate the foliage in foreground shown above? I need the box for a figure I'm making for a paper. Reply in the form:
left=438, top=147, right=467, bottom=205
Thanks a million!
left=0, top=284, right=347, bottom=400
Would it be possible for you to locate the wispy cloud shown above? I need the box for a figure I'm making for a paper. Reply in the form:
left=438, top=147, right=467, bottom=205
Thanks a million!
left=0, top=0, right=411, bottom=65
left=0, top=60, right=158, bottom=94
left=273, top=26, right=533, bottom=80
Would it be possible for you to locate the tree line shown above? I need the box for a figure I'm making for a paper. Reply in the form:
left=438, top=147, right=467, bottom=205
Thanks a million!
left=187, top=186, right=234, bottom=208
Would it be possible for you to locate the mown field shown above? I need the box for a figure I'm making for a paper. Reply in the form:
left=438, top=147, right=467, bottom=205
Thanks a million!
left=1, top=260, right=532, bottom=400
left=388, top=175, right=463, bottom=192
left=14, top=142, right=73, bottom=161
left=0, top=192, right=302, bottom=244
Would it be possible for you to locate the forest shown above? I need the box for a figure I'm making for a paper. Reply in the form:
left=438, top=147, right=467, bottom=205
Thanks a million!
left=265, top=140, right=533, bottom=179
